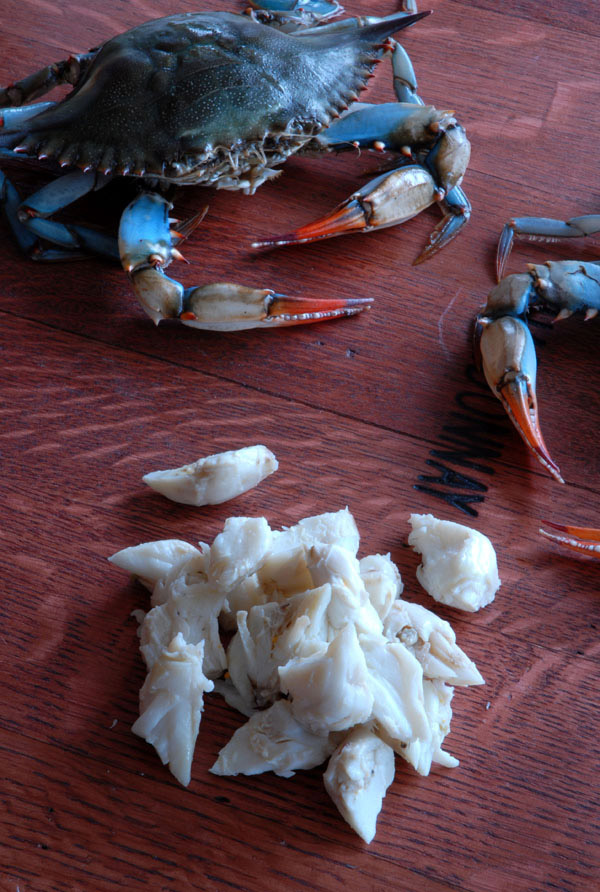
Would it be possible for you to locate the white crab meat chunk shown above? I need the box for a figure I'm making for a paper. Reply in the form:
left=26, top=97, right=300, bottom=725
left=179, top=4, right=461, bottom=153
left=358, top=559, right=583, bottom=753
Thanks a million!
left=279, top=623, right=373, bottom=736
left=383, top=600, right=484, bottom=687
left=226, top=602, right=286, bottom=712
left=400, top=679, right=459, bottom=776
left=272, top=508, right=360, bottom=557
left=226, top=586, right=332, bottom=715
left=308, top=543, right=383, bottom=637
left=132, top=634, right=214, bottom=787
left=218, top=572, right=269, bottom=632
left=257, top=544, right=315, bottom=599
left=207, top=516, right=273, bottom=589
left=273, top=584, right=332, bottom=663
left=211, top=699, right=335, bottom=778
left=109, top=539, right=202, bottom=591
left=139, top=580, right=227, bottom=678
left=359, top=633, right=430, bottom=744
left=150, top=546, right=211, bottom=607
left=408, top=514, right=501, bottom=612
left=142, top=445, right=278, bottom=506
left=323, top=726, right=396, bottom=844
left=359, top=553, right=404, bottom=621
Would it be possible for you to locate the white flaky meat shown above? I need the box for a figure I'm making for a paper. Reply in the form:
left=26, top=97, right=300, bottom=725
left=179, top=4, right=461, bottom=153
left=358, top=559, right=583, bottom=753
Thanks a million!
left=279, top=623, right=373, bottom=735
left=142, top=445, right=278, bottom=506
left=308, top=543, right=383, bottom=637
left=400, top=679, right=459, bottom=776
left=207, top=516, right=273, bottom=589
left=139, top=580, right=227, bottom=678
left=132, top=634, right=214, bottom=786
left=408, top=514, right=501, bottom=612
left=210, top=699, right=335, bottom=778
left=272, top=508, right=360, bottom=557
left=323, top=725, right=396, bottom=843
left=359, top=633, right=430, bottom=744
left=109, top=539, right=203, bottom=591
left=383, top=600, right=484, bottom=687
left=150, top=546, right=211, bottom=608
left=226, top=602, right=286, bottom=712
left=359, top=553, right=404, bottom=621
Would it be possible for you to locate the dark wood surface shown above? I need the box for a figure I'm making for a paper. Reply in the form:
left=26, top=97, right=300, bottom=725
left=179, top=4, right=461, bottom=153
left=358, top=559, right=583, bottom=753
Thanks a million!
left=1, top=2, right=599, bottom=890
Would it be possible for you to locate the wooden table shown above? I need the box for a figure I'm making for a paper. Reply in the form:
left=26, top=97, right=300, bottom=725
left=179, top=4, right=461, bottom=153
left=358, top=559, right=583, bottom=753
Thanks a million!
left=2, top=2, right=599, bottom=890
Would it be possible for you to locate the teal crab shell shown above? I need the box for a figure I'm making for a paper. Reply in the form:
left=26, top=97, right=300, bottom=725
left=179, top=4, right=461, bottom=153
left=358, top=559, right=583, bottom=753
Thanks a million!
left=11, top=11, right=419, bottom=191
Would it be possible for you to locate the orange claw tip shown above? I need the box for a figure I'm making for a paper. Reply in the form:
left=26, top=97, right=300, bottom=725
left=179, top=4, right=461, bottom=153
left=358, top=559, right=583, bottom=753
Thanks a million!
left=539, top=522, right=600, bottom=557
left=268, top=293, right=372, bottom=324
left=179, top=311, right=197, bottom=321
left=252, top=200, right=367, bottom=250
left=499, top=380, right=564, bottom=484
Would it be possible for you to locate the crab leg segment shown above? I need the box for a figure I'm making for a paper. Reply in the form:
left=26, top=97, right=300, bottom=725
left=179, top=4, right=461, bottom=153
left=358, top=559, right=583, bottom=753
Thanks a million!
left=119, top=193, right=371, bottom=330
left=497, top=214, right=600, bottom=281
left=254, top=103, right=470, bottom=262
left=0, top=162, right=118, bottom=260
left=0, top=53, right=95, bottom=107
left=539, top=521, right=600, bottom=558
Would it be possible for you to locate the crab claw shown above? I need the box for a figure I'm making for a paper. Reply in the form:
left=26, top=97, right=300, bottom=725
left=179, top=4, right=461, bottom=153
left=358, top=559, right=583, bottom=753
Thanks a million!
left=478, top=315, right=564, bottom=483
left=253, top=165, right=437, bottom=249
left=540, top=521, right=600, bottom=558
left=180, top=284, right=371, bottom=331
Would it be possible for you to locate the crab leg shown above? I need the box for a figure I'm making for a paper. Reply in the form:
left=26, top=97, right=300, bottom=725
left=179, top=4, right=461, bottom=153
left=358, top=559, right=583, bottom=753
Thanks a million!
left=0, top=53, right=95, bottom=107
left=0, top=162, right=118, bottom=260
left=254, top=102, right=470, bottom=262
left=539, top=521, right=600, bottom=558
left=119, top=193, right=372, bottom=330
left=497, top=214, right=600, bottom=280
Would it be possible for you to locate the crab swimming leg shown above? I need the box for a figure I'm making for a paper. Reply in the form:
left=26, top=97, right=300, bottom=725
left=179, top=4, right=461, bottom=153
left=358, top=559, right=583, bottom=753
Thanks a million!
left=539, top=521, right=600, bottom=558
left=497, top=214, right=600, bottom=280
left=119, top=193, right=372, bottom=330
left=254, top=99, right=471, bottom=263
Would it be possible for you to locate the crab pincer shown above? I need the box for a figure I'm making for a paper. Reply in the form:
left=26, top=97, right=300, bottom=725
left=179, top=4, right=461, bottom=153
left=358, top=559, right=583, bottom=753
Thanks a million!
left=539, top=521, right=600, bottom=558
left=119, top=193, right=371, bottom=330
left=477, top=257, right=600, bottom=483
left=254, top=103, right=471, bottom=263
left=477, top=313, right=564, bottom=483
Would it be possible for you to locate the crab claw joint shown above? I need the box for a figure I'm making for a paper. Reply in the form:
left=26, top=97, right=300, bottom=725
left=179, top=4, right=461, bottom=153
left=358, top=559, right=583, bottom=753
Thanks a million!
left=180, top=284, right=372, bottom=331
left=478, top=315, right=564, bottom=483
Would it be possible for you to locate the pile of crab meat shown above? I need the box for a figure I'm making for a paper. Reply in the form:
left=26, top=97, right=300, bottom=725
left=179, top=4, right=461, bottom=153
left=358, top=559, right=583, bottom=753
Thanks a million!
left=110, top=508, right=485, bottom=844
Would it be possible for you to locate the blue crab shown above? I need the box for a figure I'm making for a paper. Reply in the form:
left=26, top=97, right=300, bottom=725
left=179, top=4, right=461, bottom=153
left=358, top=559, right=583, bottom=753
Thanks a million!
left=475, top=213, right=600, bottom=557
left=0, top=1, right=470, bottom=331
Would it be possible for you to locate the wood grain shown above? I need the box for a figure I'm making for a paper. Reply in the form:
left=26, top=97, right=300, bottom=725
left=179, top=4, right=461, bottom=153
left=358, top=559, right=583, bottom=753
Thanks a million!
left=1, top=2, right=599, bottom=891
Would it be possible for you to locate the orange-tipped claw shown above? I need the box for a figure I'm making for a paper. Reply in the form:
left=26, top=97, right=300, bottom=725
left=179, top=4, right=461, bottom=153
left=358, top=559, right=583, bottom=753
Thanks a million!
left=540, top=521, right=600, bottom=558
left=252, top=199, right=367, bottom=249
left=253, top=166, right=443, bottom=253
left=497, top=376, right=564, bottom=484
left=180, top=282, right=372, bottom=331
left=266, top=292, right=372, bottom=325
left=479, top=315, right=564, bottom=483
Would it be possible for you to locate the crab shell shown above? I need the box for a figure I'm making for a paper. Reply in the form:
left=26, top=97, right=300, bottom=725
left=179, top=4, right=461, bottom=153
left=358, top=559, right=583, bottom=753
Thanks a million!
left=13, top=12, right=405, bottom=192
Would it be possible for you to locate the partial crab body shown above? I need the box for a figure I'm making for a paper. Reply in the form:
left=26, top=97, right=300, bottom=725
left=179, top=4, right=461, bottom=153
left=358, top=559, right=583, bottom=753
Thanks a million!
left=476, top=212, right=600, bottom=488
left=0, top=4, right=472, bottom=330
left=11, top=12, right=400, bottom=191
